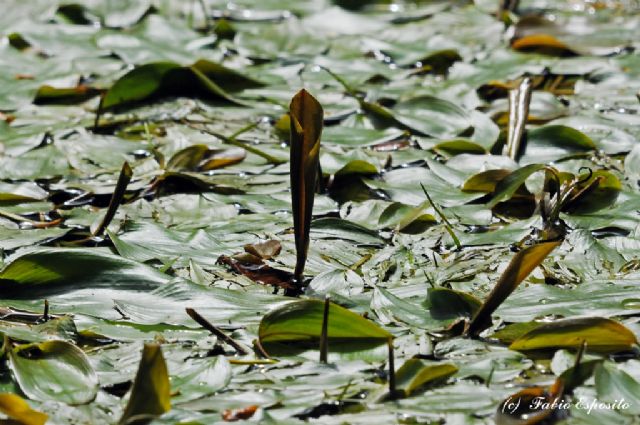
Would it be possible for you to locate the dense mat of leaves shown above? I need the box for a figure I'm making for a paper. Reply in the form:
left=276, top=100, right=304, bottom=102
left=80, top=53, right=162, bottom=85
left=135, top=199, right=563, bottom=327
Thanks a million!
left=1, top=0, right=640, bottom=424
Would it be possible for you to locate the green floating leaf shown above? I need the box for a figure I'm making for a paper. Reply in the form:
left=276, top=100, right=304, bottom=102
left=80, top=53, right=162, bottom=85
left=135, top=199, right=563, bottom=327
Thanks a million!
left=119, top=343, right=170, bottom=425
left=378, top=202, right=437, bottom=234
left=0, top=248, right=168, bottom=297
left=462, top=169, right=512, bottom=193
left=563, top=170, right=621, bottom=214
left=0, top=393, right=48, bottom=425
left=595, top=362, right=640, bottom=415
left=467, top=240, right=561, bottom=336
left=433, top=139, right=486, bottom=157
left=289, top=89, right=324, bottom=281
left=391, top=95, right=471, bottom=139
left=509, top=317, right=639, bottom=354
left=100, top=59, right=263, bottom=111
left=486, top=164, right=546, bottom=208
left=521, top=125, right=596, bottom=164
left=8, top=340, right=98, bottom=405
left=395, top=360, right=458, bottom=397
left=258, top=299, right=391, bottom=358
left=427, top=287, right=482, bottom=321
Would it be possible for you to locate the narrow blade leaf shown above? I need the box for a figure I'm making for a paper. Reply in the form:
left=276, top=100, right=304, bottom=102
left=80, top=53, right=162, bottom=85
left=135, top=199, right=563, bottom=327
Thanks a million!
left=467, top=240, right=561, bottom=336
left=289, top=89, right=323, bottom=281
left=119, top=343, right=170, bottom=425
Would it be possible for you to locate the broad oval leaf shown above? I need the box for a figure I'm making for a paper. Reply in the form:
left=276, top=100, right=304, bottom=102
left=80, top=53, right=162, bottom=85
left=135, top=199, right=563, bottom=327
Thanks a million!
left=486, top=164, right=546, bottom=208
left=509, top=317, right=638, bottom=354
left=395, top=360, right=458, bottom=397
left=391, top=95, right=470, bottom=139
left=462, top=169, right=512, bottom=193
left=8, top=340, right=98, bottom=405
left=521, top=125, right=595, bottom=164
left=563, top=170, right=621, bottom=214
left=119, top=343, right=170, bottom=425
left=258, top=299, right=391, bottom=357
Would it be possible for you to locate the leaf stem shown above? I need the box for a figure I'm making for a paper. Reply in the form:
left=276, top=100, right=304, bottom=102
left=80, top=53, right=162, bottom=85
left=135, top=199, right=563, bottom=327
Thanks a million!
left=319, top=296, right=330, bottom=363
left=92, top=162, right=133, bottom=237
left=387, top=338, right=396, bottom=400
left=420, top=184, right=462, bottom=250
left=186, top=308, right=249, bottom=355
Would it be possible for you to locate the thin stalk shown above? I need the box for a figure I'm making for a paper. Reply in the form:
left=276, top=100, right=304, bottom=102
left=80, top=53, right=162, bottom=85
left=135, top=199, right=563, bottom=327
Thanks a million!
left=387, top=338, right=396, bottom=400
left=92, top=162, right=133, bottom=237
left=42, top=300, right=50, bottom=322
left=186, top=308, right=249, bottom=355
left=319, top=296, right=330, bottom=363
left=420, top=184, right=462, bottom=250
left=189, top=123, right=285, bottom=164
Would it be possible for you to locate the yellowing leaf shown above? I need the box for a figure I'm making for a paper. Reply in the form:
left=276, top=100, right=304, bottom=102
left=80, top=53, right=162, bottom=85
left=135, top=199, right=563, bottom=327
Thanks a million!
left=509, top=317, right=638, bottom=354
left=512, top=34, right=575, bottom=56
left=119, top=344, right=170, bottom=425
left=0, top=393, right=48, bottom=425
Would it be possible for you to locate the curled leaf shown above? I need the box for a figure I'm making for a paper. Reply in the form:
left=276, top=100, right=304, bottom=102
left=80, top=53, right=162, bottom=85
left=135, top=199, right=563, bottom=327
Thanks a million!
left=289, top=89, right=323, bottom=282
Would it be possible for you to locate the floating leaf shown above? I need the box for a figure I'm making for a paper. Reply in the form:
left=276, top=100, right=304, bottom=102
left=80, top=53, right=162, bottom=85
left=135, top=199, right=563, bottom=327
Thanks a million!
left=485, top=164, right=546, bottom=208
left=512, top=34, right=575, bottom=56
left=395, top=360, right=458, bottom=397
left=391, top=95, right=470, bottom=138
left=167, top=145, right=246, bottom=172
left=289, top=89, right=323, bottom=282
left=119, top=343, right=170, bottom=425
left=509, top=317, right=638, bottom=354
left=520, top=125, right=595, bottom=164
left=563, top=170, right=621, bottom=214
left=0, top=393, right=48, bottom=425
left=8, top=340, right=98, bottom=405
left=595, top=362, right=640, bottom=415
left=462, top=169, right=512, bottom=193
left=258, top=299, right=391, bottom=357
left=467, top=240, right=561, bottom=336
left=0, top=248, right=168, bottom=297
left=99, top=60, right=262, bottom=112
